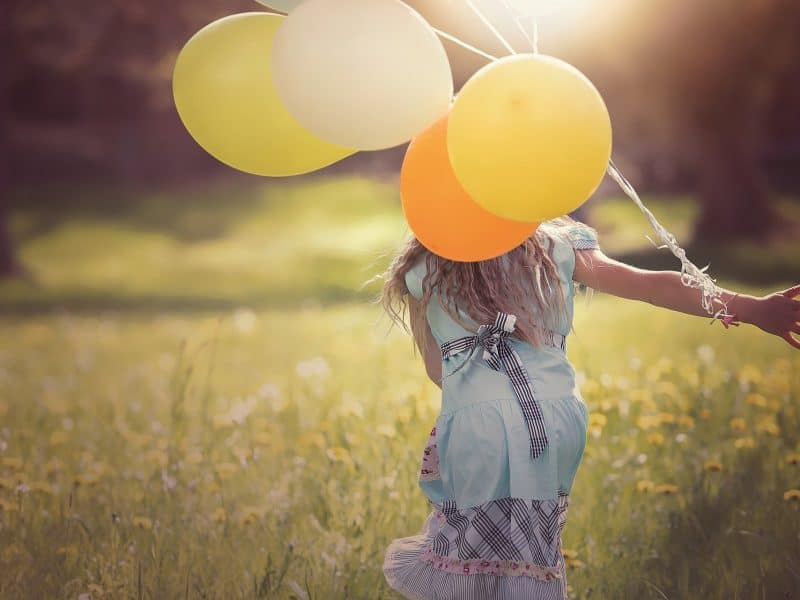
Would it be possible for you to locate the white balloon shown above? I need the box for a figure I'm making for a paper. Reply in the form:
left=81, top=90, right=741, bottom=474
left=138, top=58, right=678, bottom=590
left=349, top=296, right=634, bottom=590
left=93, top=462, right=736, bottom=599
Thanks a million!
left=253, top=0, right=302, bottom=13
left=271, top=0, right=454, bottom=150
left=505, top=0, right=571, bottom=18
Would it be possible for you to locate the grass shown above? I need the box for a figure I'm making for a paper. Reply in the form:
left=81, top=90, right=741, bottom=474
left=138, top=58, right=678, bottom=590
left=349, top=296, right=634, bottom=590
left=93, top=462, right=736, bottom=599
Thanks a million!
left=1, top=177, right=799, bottom=599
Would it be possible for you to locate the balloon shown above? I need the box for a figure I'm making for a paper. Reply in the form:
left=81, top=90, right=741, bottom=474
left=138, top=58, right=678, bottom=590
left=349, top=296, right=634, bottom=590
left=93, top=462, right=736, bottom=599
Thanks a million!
left=401, top=112, right=539, bottom=262
left=173, top=13, right=354, bottom=177
left=505, top=0, right=571, bottom=18
left=271, top=0, right=454, bottom=151
left=254, top=0, right=302, bottom=13
left=447, top=54, right=611, bottom=222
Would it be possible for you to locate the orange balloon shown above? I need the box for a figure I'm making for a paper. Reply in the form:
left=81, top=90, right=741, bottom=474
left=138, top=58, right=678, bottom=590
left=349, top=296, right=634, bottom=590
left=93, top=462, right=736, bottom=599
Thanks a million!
left=401, top=112, right=539, bottom=262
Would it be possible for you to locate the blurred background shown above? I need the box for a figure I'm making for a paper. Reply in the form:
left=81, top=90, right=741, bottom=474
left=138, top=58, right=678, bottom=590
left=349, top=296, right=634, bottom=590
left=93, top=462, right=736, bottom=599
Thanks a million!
left=2, top=1, right=799, bottom=599
left=3, top=0, right=800, bottom=300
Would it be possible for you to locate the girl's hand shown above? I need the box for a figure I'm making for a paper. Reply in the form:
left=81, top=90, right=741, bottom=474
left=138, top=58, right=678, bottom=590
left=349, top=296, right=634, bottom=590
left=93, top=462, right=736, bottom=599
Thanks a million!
left=749, top=284, right=800, bottom=349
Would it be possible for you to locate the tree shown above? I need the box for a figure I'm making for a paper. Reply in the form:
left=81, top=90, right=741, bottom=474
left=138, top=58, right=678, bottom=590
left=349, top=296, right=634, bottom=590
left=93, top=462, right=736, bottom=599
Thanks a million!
left=639, top=0, right=799, bottom=240
left=0, top=1, right=20, bottom=277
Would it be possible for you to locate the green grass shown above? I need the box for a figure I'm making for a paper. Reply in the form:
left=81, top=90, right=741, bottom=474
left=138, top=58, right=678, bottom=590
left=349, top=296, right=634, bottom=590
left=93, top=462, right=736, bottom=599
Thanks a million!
left=1, top=178, right=799, bottom=598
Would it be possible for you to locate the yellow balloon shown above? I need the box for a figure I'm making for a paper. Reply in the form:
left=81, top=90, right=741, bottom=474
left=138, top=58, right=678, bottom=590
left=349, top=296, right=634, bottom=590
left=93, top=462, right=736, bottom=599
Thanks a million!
left=172, top=13, right=354, bottom=176
left=447, top=54, right=612, bottom=222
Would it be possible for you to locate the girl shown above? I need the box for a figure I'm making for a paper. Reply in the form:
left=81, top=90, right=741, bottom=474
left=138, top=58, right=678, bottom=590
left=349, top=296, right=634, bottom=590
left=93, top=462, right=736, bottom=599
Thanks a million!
left=378, top=215, right=800, bottom=600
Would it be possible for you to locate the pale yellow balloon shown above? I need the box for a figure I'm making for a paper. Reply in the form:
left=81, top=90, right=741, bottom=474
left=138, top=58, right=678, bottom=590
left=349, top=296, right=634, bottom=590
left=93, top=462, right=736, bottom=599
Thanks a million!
left=448, top=54, right=612, bottom=222
left=271, top=0, right=454, bottom=151
left=173, top=12, right=354, bottom=177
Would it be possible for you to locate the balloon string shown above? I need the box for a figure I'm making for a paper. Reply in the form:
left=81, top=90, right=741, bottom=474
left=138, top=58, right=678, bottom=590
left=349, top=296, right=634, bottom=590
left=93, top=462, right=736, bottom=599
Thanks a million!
left=517, top=15, right=538, bottom=54
left=432, top=27, right=499, bottom=62
left=606, top=159, right=728, bottom=318
left=464, top=0, right=516, bottom=55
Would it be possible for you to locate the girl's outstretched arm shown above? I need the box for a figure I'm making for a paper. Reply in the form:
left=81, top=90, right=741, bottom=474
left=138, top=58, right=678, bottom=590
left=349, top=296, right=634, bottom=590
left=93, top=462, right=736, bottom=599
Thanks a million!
left=408, top=296, right=443, bottom=388
left=572, top=248, right=800, bottom=350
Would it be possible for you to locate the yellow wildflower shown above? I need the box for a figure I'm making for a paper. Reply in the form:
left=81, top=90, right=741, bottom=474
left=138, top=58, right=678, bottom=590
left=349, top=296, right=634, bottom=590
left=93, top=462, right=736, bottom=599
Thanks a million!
left=737, top=364, right=762, bottom=386
left=56, top=545, right=78, bottom=557
left=636, top=415, right=660, bottom=430
left=699, top=409, right=711, bottom=420
left=73, top=472, right=101, bottom=487
left=745, top=393, right=768, bottom=408
left=211, top=507, right=227, bottom=523
left=587, top=424, right=603, bottom=439
left=755, top=418, right=780, bottom=436
left=678, top=414, right=695, bottom=429
left=0, top=498, right=18, bottom=513
left=588, top=413, right=607, bottom=427
left=783, top=489, right=800, bottom=502
left=703, top=460, right=723, bottom=472
left=654, top=483, right=679, bottom=495
left=212, top=414, right=234, bottom=430
left=566, top=558, right=585, bottom=569
left=636, top=480, right=655, bottom=493
left=658, top=412, right=676, bottom=424
left=628, top=389, right=652, bottom=404
left=599, top=399, right=615, bottom=412
left=561, top=548, right=579, bottom=560
left=326, top=446, right=354, bottom=468
left=647, top=432, right=665, bottom=446
left=376, top=424, right=397, bottom=438
left=251, top=432, right=272, bottom=447
left=728, top=417, right=746, bottom=432
left=785, top=453, right=800, bottom=466
left=733, top=436, right=756, bottom=449
left=132, top=516, right=153, bottom=531
left=395, top=406, right=413, bottom=425
left=238, top=506, right=266, bottom=526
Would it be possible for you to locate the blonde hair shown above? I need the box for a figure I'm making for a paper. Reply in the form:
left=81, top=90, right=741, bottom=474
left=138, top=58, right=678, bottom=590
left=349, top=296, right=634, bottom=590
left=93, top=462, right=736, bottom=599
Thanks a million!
left=374, top=215, right=596, bottom=353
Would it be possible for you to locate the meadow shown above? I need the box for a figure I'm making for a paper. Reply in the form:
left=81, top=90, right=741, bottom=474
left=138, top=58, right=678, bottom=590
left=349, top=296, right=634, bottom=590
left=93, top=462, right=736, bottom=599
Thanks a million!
left=1, top=176, right=799, bottom=599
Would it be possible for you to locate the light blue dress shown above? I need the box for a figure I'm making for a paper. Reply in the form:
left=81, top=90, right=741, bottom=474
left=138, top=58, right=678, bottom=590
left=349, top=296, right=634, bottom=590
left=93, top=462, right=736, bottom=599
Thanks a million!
left=384, top=221, right=599, bottom=600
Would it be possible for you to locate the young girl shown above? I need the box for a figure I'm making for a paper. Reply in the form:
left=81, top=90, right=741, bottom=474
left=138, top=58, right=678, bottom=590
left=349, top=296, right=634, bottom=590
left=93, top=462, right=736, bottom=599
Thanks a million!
left=378, top=215, right=800, bottom=600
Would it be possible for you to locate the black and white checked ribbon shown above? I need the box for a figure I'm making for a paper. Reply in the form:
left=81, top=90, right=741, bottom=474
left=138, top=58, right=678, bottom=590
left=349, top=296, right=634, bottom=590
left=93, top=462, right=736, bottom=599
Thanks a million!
left=440, top=312, right=565, bottom=460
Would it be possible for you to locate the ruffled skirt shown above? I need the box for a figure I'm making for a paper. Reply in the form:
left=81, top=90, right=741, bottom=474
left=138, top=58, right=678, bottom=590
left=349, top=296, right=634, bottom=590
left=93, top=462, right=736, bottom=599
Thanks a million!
left=383, top=492, right=570, bottom=600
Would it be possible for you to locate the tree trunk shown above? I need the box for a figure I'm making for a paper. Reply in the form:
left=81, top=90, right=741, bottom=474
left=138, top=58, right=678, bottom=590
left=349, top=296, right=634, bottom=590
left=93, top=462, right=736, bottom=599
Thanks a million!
left=693, top=127, right=780, bottom=241
left=0, top=187, right=19, bottom=278
left=0, top=2, right=19, bottom=278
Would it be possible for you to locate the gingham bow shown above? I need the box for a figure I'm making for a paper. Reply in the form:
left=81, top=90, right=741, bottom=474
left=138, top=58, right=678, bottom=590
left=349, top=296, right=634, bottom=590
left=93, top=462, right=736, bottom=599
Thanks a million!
left=440, top=312, right=550, bottom=460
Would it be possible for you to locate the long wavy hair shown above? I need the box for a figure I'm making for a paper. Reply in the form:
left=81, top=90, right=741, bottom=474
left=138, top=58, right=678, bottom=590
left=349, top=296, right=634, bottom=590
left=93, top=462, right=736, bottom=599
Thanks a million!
left=374, top=215, right=597, bottom=354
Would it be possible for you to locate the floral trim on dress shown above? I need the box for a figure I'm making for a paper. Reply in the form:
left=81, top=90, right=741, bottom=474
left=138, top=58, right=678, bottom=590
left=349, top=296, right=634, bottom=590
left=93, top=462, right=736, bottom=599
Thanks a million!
left=419, top=546, right=563, bottom=580
left=419, top=425, right=440, bottom=482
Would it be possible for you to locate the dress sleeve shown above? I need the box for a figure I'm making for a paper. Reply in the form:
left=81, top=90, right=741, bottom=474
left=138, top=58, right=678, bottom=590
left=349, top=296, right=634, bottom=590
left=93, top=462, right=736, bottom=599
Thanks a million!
left=564, top=223, right=600, bottom=251
left=404, top=267, right=424, bottom=301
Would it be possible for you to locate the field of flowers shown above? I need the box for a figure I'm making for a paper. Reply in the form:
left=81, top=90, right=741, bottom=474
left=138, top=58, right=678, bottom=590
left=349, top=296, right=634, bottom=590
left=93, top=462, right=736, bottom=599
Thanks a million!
left=1, top=179, right=799, bottom=598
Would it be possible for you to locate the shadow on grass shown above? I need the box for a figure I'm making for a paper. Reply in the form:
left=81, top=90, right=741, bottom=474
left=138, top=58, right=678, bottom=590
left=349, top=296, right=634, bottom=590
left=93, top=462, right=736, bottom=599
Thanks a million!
left=0, top=288, right=383, bottom=318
